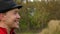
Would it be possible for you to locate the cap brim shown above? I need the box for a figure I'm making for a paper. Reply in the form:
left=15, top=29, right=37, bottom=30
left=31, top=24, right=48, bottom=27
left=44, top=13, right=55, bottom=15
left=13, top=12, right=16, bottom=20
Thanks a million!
left=13, top=5, right=22, bottom=9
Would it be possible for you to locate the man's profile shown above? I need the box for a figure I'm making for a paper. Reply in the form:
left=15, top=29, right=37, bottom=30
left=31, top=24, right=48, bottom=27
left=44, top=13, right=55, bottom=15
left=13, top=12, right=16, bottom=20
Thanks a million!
left=0, top=0, right=22, bottom=34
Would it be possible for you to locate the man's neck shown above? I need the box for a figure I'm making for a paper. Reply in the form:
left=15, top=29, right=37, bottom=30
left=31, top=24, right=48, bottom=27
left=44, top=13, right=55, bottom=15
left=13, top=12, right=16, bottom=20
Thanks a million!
left=0, top=22, right=11, bottom=34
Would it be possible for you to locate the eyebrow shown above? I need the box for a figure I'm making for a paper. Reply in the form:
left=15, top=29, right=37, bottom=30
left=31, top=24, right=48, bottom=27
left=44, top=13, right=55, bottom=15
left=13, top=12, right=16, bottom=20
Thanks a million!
left=14, top=9, right=19, bottom=13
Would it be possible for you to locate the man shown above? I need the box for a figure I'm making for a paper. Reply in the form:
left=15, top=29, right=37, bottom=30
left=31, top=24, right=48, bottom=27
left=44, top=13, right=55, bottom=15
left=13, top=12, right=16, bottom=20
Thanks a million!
left=0, top=0, right=22, bottom=34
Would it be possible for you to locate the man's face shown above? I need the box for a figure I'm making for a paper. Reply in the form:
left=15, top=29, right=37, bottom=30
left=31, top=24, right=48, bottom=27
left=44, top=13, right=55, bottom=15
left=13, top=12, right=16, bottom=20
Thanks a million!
left=3, top=8, right=20, bottom=29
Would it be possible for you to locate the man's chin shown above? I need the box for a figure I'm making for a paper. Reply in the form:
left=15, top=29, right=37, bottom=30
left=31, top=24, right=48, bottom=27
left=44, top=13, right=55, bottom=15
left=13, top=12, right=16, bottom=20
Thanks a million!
left=15, top=26, right=19, bottom=29
left=12, top=26, right=19, bottom=29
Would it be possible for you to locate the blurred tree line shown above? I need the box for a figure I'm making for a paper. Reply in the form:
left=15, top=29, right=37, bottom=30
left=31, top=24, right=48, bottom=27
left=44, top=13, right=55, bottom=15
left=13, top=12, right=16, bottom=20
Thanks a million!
left=14, top=0, right=60, bottom=33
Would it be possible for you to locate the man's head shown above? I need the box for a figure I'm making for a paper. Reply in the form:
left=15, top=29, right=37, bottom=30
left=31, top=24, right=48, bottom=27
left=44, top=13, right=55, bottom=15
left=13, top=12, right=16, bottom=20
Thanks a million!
left=0, top=0, right=22, bottom=29
left=0, top=8, right=20, bottom=29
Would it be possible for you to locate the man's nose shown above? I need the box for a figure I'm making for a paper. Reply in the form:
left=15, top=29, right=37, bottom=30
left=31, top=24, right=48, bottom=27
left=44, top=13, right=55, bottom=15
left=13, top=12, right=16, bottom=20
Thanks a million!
left=16, top=14, right=21, bottom=19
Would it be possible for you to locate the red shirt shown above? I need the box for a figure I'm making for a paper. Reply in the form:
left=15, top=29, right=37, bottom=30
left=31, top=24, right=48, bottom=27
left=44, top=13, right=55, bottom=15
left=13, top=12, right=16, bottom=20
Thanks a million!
left=0, top=27, right=15, bottom=34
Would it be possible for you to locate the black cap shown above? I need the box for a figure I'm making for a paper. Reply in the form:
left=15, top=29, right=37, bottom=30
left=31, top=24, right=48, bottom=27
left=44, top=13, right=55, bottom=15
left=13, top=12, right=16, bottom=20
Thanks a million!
left=0, top=0, right=22, bottom=13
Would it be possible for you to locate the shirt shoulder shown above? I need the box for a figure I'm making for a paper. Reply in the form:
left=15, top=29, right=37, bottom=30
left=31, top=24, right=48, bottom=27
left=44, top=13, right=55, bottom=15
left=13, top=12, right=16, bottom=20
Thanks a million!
left=0, top=27, right=7, bottom=34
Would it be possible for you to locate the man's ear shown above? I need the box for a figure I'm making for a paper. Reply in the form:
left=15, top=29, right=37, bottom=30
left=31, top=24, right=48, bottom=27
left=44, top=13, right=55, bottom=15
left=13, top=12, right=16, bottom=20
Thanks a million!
left=0, top=13, right=5, bottom=20
left=0, top=13, right=3, bottom=20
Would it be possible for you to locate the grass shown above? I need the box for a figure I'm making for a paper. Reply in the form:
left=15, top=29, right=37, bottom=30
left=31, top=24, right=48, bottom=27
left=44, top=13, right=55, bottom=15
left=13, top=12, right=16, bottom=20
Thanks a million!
left=17, top=32, right=39, bottom=34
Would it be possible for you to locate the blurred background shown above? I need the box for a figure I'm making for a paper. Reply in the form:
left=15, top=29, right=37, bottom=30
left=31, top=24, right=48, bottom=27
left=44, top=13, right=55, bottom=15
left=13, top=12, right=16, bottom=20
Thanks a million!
left=14, top=0, right=60, bottom=34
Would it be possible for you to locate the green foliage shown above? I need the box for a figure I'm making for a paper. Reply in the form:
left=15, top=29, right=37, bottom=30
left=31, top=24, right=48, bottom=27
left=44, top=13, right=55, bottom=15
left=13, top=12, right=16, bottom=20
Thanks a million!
left=15, top=0, right=60, bottom=34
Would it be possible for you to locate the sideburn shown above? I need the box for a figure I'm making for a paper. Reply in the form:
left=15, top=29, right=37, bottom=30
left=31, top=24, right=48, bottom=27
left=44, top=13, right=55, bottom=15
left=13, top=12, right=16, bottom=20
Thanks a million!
left=0, top=13, right=3, bottom=20
left=0, top=13, right=6, bottom=21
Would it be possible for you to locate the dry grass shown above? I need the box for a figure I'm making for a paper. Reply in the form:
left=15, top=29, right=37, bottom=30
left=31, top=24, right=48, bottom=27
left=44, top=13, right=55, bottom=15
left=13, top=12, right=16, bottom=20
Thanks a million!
left=39, top=20, right=60, bottom=34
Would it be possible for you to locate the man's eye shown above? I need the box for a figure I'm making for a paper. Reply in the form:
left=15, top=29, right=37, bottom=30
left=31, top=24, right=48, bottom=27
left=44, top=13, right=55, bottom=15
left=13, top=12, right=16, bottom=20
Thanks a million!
left=14, top=12, right=16, bottom=14
left=14, top=12, right=17, bottom=14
